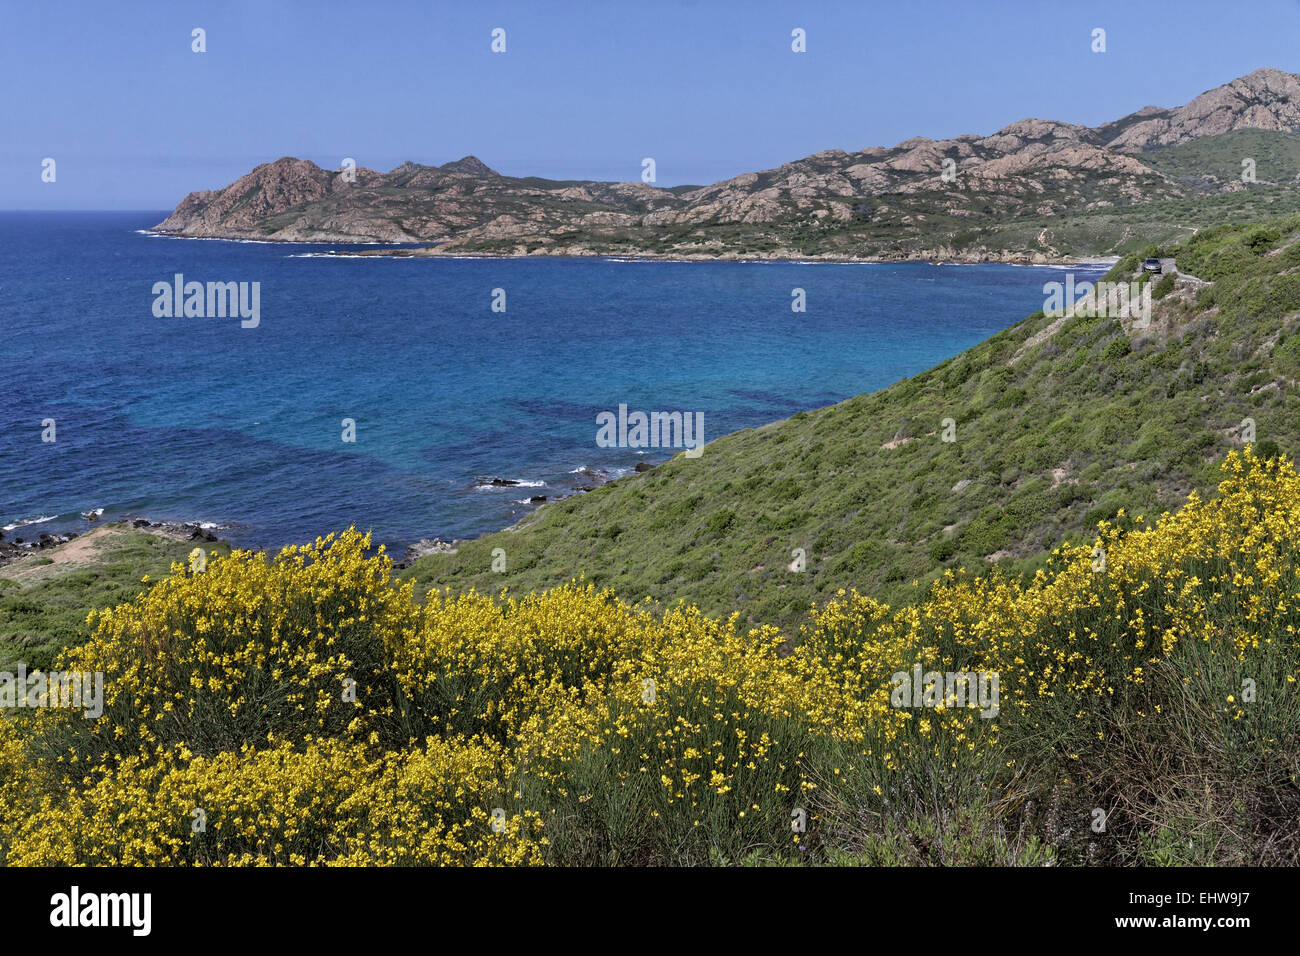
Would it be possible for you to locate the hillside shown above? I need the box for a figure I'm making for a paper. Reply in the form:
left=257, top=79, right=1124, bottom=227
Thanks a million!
left=1141, top=128, right=1300, bottom=189
left=5, top=453, right=1298, bottom=865
left=154, top=69, right=1300, bottom=261
left=401, top=215, right=1300, bottom=630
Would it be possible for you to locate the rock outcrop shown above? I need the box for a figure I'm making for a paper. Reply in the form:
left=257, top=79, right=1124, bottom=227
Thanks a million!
left=1099, top=68, right=1300, bottom=151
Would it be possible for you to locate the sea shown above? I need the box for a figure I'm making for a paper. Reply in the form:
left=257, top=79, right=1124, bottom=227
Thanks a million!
left=0, top=211, right=1109, bottom=553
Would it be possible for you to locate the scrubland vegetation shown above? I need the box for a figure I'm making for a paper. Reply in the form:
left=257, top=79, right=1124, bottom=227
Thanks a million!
left=2, top=450, right=1297, bottom=865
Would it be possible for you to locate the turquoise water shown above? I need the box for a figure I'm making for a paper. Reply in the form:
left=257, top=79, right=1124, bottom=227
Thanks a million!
left=0, top=211, right=1107, bottom=550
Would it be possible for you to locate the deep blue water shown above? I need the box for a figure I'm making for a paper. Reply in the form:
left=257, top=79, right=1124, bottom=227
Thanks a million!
left=0, top=211, right=1107, bottom=551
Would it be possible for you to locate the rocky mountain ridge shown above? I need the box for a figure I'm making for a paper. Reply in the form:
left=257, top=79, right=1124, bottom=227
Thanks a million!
left=153, top=69, right=1300, bottom=259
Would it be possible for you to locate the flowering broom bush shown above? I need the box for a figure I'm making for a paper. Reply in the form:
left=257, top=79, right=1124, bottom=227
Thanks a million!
left=1, top=448, right=1297, bottom=865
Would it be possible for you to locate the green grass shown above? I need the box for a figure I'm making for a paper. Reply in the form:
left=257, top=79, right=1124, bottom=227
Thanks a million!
left=1140, top=128, right=1300, bottom=188
left=402, top=214, right=1300, bottom=632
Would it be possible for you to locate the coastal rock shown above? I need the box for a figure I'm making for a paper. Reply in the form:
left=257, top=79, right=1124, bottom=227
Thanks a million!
left=402, top=538, right=460, bottom=565
left=0, top=530, right=82, bottom=569
left=35, top=532, right=77, bottom=549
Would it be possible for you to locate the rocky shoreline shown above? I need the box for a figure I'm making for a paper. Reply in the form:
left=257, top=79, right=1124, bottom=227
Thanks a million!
left=336, top=247, right=1114, bottom=267
left=0, top=517, right=219, bottom=571
left=391, top=465, right=648, bottom=568
left=148, top=228, right=1116, bottom=268
left=2, top=462, right=648, bottom=574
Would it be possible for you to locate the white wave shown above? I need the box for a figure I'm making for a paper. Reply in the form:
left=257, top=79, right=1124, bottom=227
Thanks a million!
left=3, top=514, right=57, bottom=532
left=474, top=478, right=546, bottom=491
left=136, top=232, right=285, bottom=244
left=569, top=466, right=633, bottom=480
left=286, top=251, right=430, bottom=259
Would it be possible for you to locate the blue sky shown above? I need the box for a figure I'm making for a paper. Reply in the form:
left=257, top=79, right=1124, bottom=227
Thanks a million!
left=4, top=0, right=1299, bottom=209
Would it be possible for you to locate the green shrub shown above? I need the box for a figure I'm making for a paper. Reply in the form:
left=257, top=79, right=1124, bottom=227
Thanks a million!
left=929, top=537, right=957, bottom=562
left=1102, top=337, right=1132, bottom=362
left=706, top=510, right=737, bottom=536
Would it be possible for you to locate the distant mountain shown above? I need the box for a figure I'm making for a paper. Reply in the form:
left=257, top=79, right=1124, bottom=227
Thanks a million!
left=155, top=69, right=1300, bottom=260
